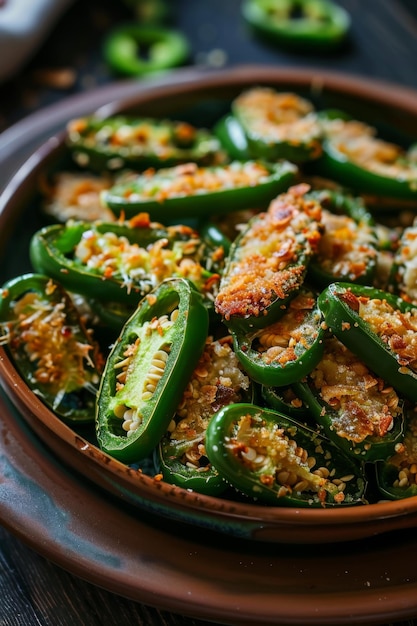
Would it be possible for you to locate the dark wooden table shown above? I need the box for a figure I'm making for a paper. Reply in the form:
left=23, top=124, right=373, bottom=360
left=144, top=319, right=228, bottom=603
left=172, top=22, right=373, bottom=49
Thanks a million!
left=2, top=1, right=417, bottom=624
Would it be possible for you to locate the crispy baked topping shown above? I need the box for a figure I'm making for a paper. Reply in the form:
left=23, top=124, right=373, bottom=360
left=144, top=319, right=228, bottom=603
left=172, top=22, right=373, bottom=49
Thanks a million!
left=344, top=293, right=417, bottom=372
left=315, top=208, right=377, bottom=280
left=322, top=117, right=417, bottom=183
left=115, top=161, right=273, bottom=203
left=310, top=336, right=400, bottom=442
left=253, top=291, right=320, bottom=365
left=215, top=184, right=323, bottom=320
left=74, top=224, right=216, bottom=294
left=168, top=336, right=250, bottom=470
left=234, top=88, right=322, bottom=151
left=6, top=288, right=97, bottom=400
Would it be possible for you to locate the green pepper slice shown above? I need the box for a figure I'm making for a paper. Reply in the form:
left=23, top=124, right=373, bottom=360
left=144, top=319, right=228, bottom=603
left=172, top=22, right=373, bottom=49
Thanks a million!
left=29, top=218, right=221, bottom=308
left=66, top=115, right=222, bottom=173
left=96, top=277, right=209, bottom=462
left=307, top=189, right=378, bottom=288
left=231, top=87, right=323, bottom=163
left=294, top=334, right=405, bottom=462
left=318, top=282, right=417, bottom=401
left=158, top=335, right=251, bottom=495
left=316, top=111, right=417, bottom=201
left=375, top=407, right=417, bottom=500
left=205, top=403, right=366, bottom=507
left=241, top=0, right=350, bottom=51
left=0, top=273, right=103, bottom=423
left=103, top=24, right=190, bottom=78
left=101, top=160, right=297, bottom=220
left=261, top=384, right=308, bottom=420
left=231, top=288, right=325, bottom=386
left=214, top=114, right=252, bottom=161
left=215, top=183, right=323, bottom=331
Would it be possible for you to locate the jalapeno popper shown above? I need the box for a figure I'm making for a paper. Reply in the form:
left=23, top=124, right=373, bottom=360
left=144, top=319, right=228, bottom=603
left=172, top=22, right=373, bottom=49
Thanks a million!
left=318, top=282, right=417, bottom=401
left=205, top=403, right=366, bottom=507
left=317, top=112, right=417, bottom=200
left=0, top=274, right=103, bottom=423
left=158, top=335, right=251, bottom=495
left=295, top=335, right=405, bottom=461
left=101, top=160, right=297, bottom=219
left=231, top=87, right=323, bottom=162
left=67, top=115, right=222, bottom=172
left=215, top=183, right=323, bottom=330
left=231, top=288, right=325, bottom=386
left=30, top=216, right=222, bottom=308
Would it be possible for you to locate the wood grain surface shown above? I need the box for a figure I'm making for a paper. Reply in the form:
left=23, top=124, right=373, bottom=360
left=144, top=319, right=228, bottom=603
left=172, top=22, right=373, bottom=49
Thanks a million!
left=1, top=1, right=417, bottom=624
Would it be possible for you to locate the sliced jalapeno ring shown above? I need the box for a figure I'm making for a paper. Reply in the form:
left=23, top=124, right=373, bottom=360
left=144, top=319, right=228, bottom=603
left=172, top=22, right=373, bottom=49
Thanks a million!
left=0, top=273, right=103, bottom=423
left=231, top=288, right=325, bottom=386
left=318, top=282, right=417, bottom=401
left=101, top=160, right=298, bottom=220
left=103, top=24, right=190, bottom=77
left=96, top=277, right=209, bottom=463
left=67, top=115, right=222, bottom=173
left=205, top=403, right=366, bottom=507
left=294, top=334, right=405, bottom=462
left=215, top=183, right=323, bottom=331
left=242, top=0, right=351, bottom=51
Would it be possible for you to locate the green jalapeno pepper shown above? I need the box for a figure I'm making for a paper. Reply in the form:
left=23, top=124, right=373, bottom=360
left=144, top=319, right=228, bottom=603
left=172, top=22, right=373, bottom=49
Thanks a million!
left=307, top=189, right=378, bottom=288
left=96, top=277, right=209, bottom=462
left=318, top=282, right=417, bottom=402
left=157, top=335, right=251, bottom=495
left=66, top=115, right=222, bottom=173
left=294, top=334, right=405, bottom=462
left=375, top=407, right=417, bottom=500
left=103, top=24, right=190, bottom=78
left=205, top=403, right=366, bottom=507
left=261, top=384, right=308, bottom=420
left=231, top=288, right=325, bottom=386
left=0, top=273, right=103, bottom=423
left=316, top=111, right=417, bottom=201
left=101, top=160, right=297, bottom=220
left=231, top=87, right=323, bottom=163
left=241, top=0, right=350, bottom=51
left=29, top=218, right=221, bottom=308
left=214, top=114, right=252, bottom=161
left=215, top=183, right=323, bottom=331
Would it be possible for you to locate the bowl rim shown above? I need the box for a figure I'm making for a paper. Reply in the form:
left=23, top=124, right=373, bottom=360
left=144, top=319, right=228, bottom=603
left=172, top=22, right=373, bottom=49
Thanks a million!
left=2, top=64, right=417, bottom=543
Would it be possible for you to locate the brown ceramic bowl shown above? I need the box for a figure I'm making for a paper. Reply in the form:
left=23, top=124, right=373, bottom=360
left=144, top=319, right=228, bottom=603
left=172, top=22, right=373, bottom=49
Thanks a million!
left=2, top=65, right=417, bottom=545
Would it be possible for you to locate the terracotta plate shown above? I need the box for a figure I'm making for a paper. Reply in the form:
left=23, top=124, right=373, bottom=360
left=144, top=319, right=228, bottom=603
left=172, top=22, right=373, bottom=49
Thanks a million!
left=2, top=66, right=417, bottom=549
